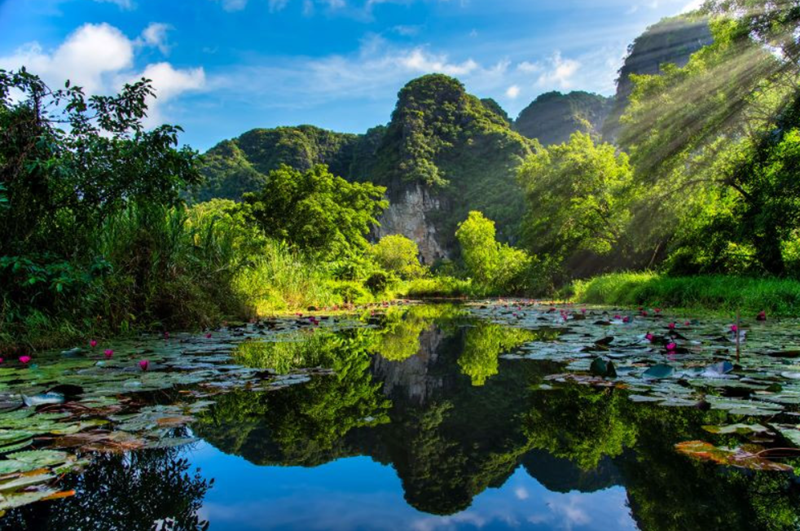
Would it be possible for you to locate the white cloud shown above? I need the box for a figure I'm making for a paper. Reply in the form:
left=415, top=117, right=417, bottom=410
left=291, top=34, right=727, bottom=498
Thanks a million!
left=399, top=48, right=478, bottom=76
left=220, top=0, right=248, bottom=11
left=517, top=61, right=542, bottom=73
left=0, top=23, right=133, bottom=94
left=94, top=0, right=134, bottom=9
left=138, top=23, right=172, bottom=54
left=513, top=486, right=529, bottom=499
left=505, top=85, right=520, bottom=99
left=0, top=23, right=205, bottom=127
left=534, top=51, right=581, bottom=89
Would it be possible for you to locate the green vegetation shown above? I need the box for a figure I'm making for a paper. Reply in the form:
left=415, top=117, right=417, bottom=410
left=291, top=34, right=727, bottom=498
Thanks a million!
left=514, top=91, right=612, bottom=146
left=568, top=272, right=800, bottom=316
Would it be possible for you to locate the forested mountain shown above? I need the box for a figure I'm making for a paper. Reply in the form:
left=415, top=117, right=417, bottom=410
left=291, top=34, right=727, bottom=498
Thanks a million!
left=195, top=75, right=534, bottom=262
left=194, top=14, right=712, bottom=262
left=602, top=14, right=713, bottom=140
left=513, top=91, right=612, bottom=145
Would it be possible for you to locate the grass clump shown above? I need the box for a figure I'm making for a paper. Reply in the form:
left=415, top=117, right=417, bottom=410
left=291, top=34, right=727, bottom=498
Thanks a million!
left=569, top=272, right=800, bottom=317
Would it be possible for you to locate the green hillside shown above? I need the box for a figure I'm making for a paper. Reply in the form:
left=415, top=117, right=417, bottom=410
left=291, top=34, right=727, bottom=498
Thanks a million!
left=514, top=91, right=612, bottom=145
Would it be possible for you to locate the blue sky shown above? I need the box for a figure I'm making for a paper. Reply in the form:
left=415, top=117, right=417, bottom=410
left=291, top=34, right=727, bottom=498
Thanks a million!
left=0, top=0, right=700, bottom=150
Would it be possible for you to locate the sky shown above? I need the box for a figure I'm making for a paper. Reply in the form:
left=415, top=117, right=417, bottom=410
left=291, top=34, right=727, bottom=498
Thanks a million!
left=0, top=0, right=701, bottom=150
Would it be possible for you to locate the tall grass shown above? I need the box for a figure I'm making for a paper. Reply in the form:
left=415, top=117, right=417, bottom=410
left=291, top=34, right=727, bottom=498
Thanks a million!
left=568, top=272, right=800, bottom=316
left=233, top=240, right=341, bottom=314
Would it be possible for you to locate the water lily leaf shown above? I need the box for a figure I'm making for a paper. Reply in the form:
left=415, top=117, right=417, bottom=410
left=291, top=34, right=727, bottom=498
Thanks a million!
left=0, top=488, right=59, bottom=510
left=643, top=364, right=674, bottom=379
left=0, top=472, right=54, bottom=491
left=0, top=459, right=40, bottom=475
left=675, top=440, right=793, bottom=472
left=771, top=424, right=800, bottom=447
left=703, top=424, right=771, bottom=435
left=7, top=450, right=70, bottom=467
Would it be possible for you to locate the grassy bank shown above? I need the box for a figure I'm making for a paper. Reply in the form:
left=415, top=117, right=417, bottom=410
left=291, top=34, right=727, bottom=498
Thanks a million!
left=567, top=272, right=800, bottom=317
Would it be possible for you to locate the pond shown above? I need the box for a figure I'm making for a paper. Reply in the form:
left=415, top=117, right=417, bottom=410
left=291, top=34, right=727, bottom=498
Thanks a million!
left=2, top=302, right=800, bottom=530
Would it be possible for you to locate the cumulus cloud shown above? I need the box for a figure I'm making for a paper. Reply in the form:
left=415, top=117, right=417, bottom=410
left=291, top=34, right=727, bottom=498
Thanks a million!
left=505, top=85, right=520, bottom=99
left=0, top=23, right=205, bottom=127
left=399, top=48, right=478, bottom=76
left=531, top=51, right=581, bottom=89
left=137, top=22, right=172, bottom=54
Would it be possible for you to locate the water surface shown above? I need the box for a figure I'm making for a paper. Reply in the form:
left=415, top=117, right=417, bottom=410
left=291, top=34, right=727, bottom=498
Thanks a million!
left=3, top=303, right=800, bottom=530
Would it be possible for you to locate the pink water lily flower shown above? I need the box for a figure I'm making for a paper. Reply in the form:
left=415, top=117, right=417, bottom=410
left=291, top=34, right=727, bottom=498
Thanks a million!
left=104, top=349, right=114, bottom=360
left=730, top=324, right=739, bottom=333
left=139, top=360, right=149, bottom=371
left=665, top=342, right=677, bottom=352
left=205, top=333, right=212, bottom=339
left=19, top=355, right=31, bottom=364
left=90, top=340, right=98, bottom=348
left=668, top=322, right=676, bottom=330
left=622, top=316, right=631, bottom=323
left=757, top=311, right=767, bottom=321
left=645, top=333, right=654, bottom=342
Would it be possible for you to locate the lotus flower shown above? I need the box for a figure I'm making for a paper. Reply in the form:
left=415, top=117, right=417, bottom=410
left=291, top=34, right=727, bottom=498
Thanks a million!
left=640, top=310, right=648, bottom=317
left=139, top=360, right=149, bottom=371
left=614, top=314, right=621, bottom=320
left=730, top=324, right=738, bottom=333
left=623, top=316, right=631, bottom=323
left=654, top=308, right=662, bottom=314
left=668, top=322, right=676, bottom=330
left=90, top=340, right=97, bottom=348
left=684, top=320, right=691, bottom=326
left=581, top=308, right=587, bottom=314
left=757, top=311, right=767, bottom=321
left=19, top=356, right=31, bottom=364
left=205, top=333, right=212, bottom=339
left=645, top=332, right=654, bottom=342
left=0, top=358, right=4, bottom=363
left=665, top=342, right=677, bottom=352
left=104, top=349, right=114, bottom=360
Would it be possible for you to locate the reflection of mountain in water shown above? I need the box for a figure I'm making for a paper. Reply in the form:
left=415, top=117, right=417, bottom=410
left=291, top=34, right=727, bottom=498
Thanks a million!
left=194, top=309, right=800, bottom=528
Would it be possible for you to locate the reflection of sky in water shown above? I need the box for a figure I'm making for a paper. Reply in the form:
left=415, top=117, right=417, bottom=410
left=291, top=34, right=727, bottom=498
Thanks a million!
left=187, top=442, right=638, bottom=531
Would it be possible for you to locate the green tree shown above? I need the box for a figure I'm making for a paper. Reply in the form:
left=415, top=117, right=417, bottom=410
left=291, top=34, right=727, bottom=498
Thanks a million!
left=241, top=164, right=387, bottom=260
left=619, top=4, right=800, bottom=274
left=517, top=131, right=632, bottom=276
left=371, top=234, right=426, bottom=279
left=455, top=211, right=531, bottom=293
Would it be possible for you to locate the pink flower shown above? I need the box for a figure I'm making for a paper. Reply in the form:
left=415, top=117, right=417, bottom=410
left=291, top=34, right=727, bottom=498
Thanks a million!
left=623, top=316, right=631, bottom=323
left=645, top=333, right=654, bottom=342
left=104, top=349, right=114, bottom=360
left=205, top=333, right=212, bottom=339
left=666, top=342, right=677, bottom=352
left=655, top=308, right=662, bottom=313
left=684, top=320, right=691, bottom=326
left=19, top=356, right=31, bottom=364
left=0, top=358, right=4, bottom=363
left=580, top=308, right=587, bottom=314
left=757, top=311, right=767, bottom=321
left=668, top=322, right=676, bottom=330
left=90, top=340, right=97, bottom=348
left=139, top=360, right=149, bottom=371
left=614, top=314, right=621, bottom=320
left=641, top=310, right=648, bottom=316
left=730, top=324, right=738, bottom=333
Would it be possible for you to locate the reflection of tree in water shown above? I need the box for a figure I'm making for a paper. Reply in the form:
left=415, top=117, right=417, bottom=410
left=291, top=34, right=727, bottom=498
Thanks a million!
left=197, top=328, right=391, bottom=467
left=0, top=447, right=211, bottom=530
left=524, top=384, right=800, bottom=531
left=458, top=321, right=557, bottom=386
left=524, top=384, right=637, bottom=470
left=196, top=310, right=800, bottom=527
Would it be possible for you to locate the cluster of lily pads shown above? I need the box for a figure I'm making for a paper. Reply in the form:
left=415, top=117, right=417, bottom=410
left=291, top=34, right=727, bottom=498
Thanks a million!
left=470, top=300, right=800, bottom=471
left=0, top=314, right=364, bottom=514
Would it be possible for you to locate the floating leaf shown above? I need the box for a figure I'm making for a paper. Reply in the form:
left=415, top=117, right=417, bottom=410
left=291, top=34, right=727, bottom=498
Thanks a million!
left=643, top=364, right=674, bottom=379
left=675, top=440, right=793, bottom=472
left=703, top=424, right=771, bottom=435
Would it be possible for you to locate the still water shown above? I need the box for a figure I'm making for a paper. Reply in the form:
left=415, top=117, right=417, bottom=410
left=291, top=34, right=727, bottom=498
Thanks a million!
left=2, top=303, right=800, bottom=530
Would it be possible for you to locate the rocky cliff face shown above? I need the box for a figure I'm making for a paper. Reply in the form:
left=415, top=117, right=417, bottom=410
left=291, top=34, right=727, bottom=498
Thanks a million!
left=373, top=183, right=446, bottom=264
